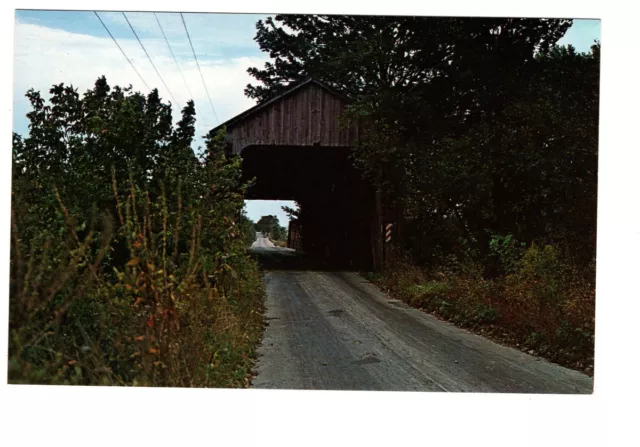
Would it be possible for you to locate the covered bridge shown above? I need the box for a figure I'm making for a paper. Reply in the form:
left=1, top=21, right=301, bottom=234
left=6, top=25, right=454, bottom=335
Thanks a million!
left=212, top=78, right=378, bottom=269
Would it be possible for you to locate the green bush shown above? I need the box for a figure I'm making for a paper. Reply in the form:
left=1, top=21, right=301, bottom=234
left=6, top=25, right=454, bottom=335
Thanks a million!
left=489, top=234, right=526, bottom=275
left=505, top=243, right=566, bottom=321
left=9, top=77, right=266, bottom=387
left=471, top=303, right=499, bottom=325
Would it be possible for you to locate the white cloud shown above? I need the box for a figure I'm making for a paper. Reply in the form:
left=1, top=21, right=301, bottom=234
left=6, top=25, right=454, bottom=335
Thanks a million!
left=12, top=20, right=270, bottom=147
left=94, top=11, right=265, bottom=57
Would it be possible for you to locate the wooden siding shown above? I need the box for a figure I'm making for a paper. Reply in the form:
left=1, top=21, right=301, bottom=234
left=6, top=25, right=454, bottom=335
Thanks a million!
left=227, top=83, right=359, bottom=154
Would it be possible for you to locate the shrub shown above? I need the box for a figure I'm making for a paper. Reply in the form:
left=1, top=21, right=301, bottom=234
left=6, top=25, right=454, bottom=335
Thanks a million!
left=9, top=77, right=266, bottom=386
left=489, top=234, right=526, bottom=275
left=471, top=303, right=499, bottom=325
left=371, top=241, right=594, bottom=372
left=503, top=243, right=565, bottom=328
left=10, top=172, right=265, bottom=387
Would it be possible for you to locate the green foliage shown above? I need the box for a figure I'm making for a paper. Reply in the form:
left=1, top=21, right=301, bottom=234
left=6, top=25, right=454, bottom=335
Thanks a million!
left=255, top=214, right=286, bottom=242
left=10, top=77, right=266, bottom=387
left=247, top=16, right=570, bottom=104
left=281, top=204, right=300, bottom=220
left=489, top=234, right=526, bottom=275
left=238, top=213, right=257, bottom=247
left=247, top=16, right=598, bottom=272
left=505, top=243, right=566, bottom=321
left=519, top=244, right=562, bottom=280
left=471, top=304, right=499, bottom=325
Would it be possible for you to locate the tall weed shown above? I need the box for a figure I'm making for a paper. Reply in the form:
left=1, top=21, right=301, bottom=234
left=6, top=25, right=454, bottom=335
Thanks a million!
left=10, top=171, right=265, bottom=387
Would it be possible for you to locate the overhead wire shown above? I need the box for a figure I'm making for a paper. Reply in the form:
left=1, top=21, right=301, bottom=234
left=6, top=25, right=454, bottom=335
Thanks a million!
left=122, top=12, right=178, bottom=106
left=180, top=12, right=219, bottom=124
left=94, top=11, right=151, bottom=92
left=154, top=11, right=211, bottom=128
left=154, top=12, right=195, bottom=103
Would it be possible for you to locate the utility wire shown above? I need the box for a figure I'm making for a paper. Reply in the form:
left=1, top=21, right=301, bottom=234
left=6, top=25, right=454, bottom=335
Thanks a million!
left=154, top=13, right=196, bottom=111
left=180, top=12, right=219, bottom=124
left=94, top=11, right=150, bottom=91
left=122, top=12, right=178, bottom=106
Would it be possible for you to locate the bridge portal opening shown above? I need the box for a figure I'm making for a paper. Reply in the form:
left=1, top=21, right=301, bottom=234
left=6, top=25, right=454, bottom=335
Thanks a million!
left=245, top=199, right=296, bottom=241
left=241, top=145, right=374, bottom=270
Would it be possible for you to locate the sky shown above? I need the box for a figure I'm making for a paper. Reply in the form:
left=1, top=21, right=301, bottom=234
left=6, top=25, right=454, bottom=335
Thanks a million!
left=11, top=12, right=600, bottom=226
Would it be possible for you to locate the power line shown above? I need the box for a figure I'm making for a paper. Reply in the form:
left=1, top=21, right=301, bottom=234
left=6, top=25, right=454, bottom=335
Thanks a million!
left=180, top=12, right=219, bottom=124
left=154, top=13, right=195, bottom=107
left=94, top=11, right=150, bottom=91
left=122, top=12, right=178, bottom=106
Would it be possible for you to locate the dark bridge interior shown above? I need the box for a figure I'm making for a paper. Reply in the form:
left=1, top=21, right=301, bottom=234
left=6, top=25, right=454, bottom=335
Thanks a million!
left=242, top=145, right=375, bottom=270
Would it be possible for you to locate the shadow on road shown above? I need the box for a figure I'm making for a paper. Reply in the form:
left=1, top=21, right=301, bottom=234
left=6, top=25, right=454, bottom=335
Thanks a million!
left=248, top=246, right=352, bottom=271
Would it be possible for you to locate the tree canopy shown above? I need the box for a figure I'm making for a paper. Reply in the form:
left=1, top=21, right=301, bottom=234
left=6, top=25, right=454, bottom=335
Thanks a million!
left=246, top=16, right=599, bottom=269
left=255, top=215, right=287, bottom=241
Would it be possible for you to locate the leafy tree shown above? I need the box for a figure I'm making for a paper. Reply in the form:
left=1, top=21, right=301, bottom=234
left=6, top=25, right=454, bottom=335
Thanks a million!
left=246, top=16, right=570, bottom=105
left=238, top=213, right=257, bottom=246
left=281, top=203, right=300, bottom=220
left=245, top=16, right=598, bottom=269
left=255, top=215, right=281, bottom=240
left=273, top=224, right=287, bottom=243
left=10, top=77, right=264, bottom=386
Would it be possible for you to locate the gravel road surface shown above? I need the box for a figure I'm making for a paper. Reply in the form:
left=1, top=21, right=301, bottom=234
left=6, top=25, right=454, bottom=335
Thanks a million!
left=249, top=245, right=593, bottom=393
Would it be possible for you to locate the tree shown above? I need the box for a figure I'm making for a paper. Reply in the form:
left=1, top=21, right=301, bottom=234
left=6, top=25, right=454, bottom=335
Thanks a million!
left=11, top=76, right=253, bottom=270
left=246, top=16, right=570, bottom=105
left=238, top=213, right=257, bottom=246
left=255, top=215, right=281, bottom=240
left=281, top=203, right=300, bottom=220
left=10, top=76, right=264, bottom=386
left=245, top=15, right=598, bottom=268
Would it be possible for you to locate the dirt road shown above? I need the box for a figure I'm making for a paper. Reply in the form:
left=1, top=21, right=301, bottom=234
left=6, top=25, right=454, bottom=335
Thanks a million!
left=249, top=245, right=593, bottom=393
left=251, top=233, right=276, bottom=248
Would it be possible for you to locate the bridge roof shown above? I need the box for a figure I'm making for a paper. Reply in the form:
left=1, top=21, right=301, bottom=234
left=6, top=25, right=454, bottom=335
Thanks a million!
left=212, top=78, right=352, bottom=132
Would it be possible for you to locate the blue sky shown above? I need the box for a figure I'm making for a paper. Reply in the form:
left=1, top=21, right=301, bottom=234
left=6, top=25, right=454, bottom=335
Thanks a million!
left=12, top=12, right=600, bottom=225
left=557, top=18, right=600, bottom=51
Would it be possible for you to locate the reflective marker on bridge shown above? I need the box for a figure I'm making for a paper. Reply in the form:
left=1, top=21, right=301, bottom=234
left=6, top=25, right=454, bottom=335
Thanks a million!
left=385, top=223, right=393, bottom=243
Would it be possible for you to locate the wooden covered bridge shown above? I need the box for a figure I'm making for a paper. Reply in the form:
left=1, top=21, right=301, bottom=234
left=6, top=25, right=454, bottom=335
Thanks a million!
left=219, top=78, right=360, bottom=155
left=212, top=78, right=387, bottom=269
